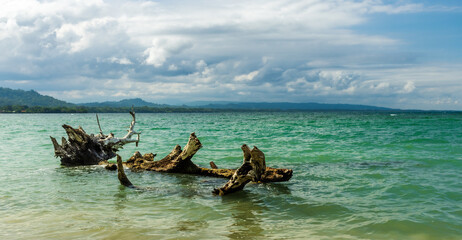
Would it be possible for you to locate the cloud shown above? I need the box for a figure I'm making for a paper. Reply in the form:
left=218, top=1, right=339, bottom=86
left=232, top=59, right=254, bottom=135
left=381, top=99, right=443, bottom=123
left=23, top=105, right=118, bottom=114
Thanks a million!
left=234, top=71, right=259, bottom=82
left=143, top=38, right=193, bottom=67
left=284, top=70, right=359, bottom=95
left=401, top=81, right=416, bottom=94
left=108, top=57, right=133, bottom=65
left=0, top=0, right=461, bottom=109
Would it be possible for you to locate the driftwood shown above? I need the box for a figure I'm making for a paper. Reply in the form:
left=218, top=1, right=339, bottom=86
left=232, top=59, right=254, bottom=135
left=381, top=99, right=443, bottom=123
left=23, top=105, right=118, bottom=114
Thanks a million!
left=116, top=154, right=136, bottom=188
left=213, top=145, right=266, bottom=195
left=118, top=132, right=293, bottom=195
left=124, top=132, right=292, bottom=182
left=50, top=112, right=292, bottom=195
left=50, top=111, right=140, bottom=166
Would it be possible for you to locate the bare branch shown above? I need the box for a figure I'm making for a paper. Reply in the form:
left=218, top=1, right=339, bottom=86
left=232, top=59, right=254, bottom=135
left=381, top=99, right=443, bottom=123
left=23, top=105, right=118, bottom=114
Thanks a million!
left=98, top=111, right=141, bottom=150
left=96, top=114, right=103, bottom=136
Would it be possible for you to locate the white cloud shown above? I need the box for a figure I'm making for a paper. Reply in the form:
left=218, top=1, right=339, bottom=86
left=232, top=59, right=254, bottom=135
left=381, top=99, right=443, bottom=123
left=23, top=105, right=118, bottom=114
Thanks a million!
left=401, top=81, right=416, bottom=94
left=105, top=57, right=133, bottom=65
left=234, top=71, right=259, bottom=82
left=168, top=64, right=178, bottom=71
left=286, top=78, right=310, bottom=92
left=0, top=0, right=460, bottom=109
left=143, top=38, right=192, bottom=67
left=143, top=45, right=167, bottom=68
left=196, top=60, right=207, bottom=70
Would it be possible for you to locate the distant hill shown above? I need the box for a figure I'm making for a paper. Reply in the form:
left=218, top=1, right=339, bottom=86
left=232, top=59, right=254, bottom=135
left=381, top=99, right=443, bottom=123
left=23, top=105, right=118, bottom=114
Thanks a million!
left=1, top=86, right=395, bottom=112
left=192, top=102, right=394, bottom=111
left=0, top=87, right=73, bottom=107
left=79, top=98, right=168, bottom=108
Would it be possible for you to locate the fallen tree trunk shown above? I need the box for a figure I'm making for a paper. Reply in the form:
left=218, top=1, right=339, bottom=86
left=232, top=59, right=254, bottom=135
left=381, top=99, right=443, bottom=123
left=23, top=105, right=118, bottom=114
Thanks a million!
left=50, top=111, right=140, bottom=166
left=119, top=133, right=293, bottom=185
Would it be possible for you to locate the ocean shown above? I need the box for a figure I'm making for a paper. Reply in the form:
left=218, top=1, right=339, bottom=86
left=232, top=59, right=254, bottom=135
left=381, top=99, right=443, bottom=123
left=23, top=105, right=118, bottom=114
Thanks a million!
left=1, top=112, right=461, bottom=239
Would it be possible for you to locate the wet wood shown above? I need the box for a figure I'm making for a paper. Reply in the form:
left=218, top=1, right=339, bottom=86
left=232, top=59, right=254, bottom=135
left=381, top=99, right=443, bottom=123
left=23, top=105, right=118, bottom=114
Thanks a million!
left=124, top=133, right=292, bottom=182
left=213, top=145, right=266, bottom=195
left=118, top=133, right=293, bottom=194
left=116, top=154, right=135, bottom=188
left=126, top=132, right=202, bottom=173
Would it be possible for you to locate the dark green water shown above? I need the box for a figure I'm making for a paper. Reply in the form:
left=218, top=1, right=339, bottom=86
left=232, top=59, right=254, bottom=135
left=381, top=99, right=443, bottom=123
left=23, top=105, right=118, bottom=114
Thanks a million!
left=1, top=112, right=461, bottom=239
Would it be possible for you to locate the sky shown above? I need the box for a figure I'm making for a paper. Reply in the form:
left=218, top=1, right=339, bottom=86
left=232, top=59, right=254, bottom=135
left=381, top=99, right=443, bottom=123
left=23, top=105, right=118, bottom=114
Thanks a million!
left=1, top=0, right=462, bottom=110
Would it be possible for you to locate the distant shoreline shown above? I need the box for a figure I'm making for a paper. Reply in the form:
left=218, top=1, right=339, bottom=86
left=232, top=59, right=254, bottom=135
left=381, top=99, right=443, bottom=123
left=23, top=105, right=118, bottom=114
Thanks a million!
left=1, top=105, right=461, bottom=114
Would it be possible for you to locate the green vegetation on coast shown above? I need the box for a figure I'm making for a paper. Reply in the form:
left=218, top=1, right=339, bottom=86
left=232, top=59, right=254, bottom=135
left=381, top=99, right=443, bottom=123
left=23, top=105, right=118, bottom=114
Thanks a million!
left=4, top=86, right=459, bottom=113
left=0, top=105, right=244, bottom=113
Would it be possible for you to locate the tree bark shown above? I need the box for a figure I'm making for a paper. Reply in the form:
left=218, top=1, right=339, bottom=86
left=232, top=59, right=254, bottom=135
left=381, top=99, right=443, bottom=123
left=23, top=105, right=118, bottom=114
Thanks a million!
left=126, top=132, right=203, bottom=173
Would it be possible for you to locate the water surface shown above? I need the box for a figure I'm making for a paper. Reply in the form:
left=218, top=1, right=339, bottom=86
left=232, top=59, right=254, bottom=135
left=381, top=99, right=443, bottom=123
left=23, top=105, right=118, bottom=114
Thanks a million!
left=1, top=112, right=461, bottom=239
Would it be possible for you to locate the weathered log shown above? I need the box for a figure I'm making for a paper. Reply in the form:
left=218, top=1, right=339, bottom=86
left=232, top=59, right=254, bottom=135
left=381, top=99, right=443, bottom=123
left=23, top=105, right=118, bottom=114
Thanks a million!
left=114, top=132, right=293, bottom=194
left=127, top=132, right=203, bottom=173
left=122, top=132, right=293, bottom=183
left=212, top=145, right=266, bottom=195
left=50, top=111, right=140, bottom=166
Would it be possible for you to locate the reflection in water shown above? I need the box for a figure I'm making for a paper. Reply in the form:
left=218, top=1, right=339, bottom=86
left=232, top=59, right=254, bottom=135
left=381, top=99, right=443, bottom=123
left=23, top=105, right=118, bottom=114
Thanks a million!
left=114, top=185, right=129, bottom=212
left=222, top=192, right=266, bottom=239
left=174, top=220, right=209, bottom=232
left=169, top=173, right=205, bottom=198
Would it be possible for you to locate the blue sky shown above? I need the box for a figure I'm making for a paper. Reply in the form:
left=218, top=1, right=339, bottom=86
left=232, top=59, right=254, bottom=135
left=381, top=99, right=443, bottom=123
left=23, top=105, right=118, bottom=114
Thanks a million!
left=1, top=0, right=461, bottom=110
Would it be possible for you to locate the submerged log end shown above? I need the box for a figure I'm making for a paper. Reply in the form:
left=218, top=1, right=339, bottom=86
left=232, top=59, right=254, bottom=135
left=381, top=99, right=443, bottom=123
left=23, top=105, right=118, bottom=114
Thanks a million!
left=212, top=188, right=225, bottom=196
left=213, top=173, right=252, bottom=196
left=116, top=154, right=134, bottom=188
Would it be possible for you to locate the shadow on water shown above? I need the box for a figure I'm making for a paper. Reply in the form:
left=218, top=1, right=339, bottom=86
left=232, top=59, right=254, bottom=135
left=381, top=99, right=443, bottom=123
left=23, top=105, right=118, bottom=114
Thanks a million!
left=220, top=191, right=267, bottom=239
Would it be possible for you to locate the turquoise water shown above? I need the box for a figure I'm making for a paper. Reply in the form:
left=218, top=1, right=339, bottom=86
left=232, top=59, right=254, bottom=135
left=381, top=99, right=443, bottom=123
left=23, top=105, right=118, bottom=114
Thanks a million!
left=1, top=112, right=461, bottom=239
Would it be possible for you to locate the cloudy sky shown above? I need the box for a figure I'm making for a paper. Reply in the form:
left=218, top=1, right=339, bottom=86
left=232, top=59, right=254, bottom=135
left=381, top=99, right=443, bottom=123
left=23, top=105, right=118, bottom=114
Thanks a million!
left=1, top=0, right=461, bottom=110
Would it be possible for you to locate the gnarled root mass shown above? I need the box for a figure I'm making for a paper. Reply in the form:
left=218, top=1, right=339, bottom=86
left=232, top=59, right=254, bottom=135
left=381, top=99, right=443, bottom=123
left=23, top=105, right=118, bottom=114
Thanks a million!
left=120, top=132, right=293, bottom=195
left=50, top=111, right=140, bottom=166
left=50, top=125, right=116, bottom=166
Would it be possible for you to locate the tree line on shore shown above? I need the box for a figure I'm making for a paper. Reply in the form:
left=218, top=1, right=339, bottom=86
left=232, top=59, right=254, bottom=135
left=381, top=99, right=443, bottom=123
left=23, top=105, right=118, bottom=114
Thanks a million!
left=0, top=105, right=262, bottom=113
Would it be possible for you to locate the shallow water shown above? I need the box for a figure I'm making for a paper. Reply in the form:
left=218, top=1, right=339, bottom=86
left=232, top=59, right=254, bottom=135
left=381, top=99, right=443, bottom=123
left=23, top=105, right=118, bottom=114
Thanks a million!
left=1, top=112, right=461, bottom=239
